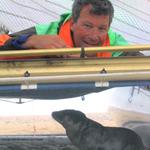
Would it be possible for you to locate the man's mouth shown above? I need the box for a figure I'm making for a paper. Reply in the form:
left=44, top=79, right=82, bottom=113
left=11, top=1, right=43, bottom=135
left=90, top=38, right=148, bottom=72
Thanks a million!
left=82, top=40, right=101, bottom=47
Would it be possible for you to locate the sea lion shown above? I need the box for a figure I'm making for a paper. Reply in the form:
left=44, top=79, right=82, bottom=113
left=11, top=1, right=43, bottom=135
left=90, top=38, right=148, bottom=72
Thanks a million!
left=52, top=109, right=147, bottom=150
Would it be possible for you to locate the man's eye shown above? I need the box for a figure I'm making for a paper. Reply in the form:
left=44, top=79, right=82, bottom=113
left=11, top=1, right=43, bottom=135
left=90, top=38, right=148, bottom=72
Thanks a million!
left=98, top=27, right=106, bottom=32
left=84, top=24, right=92, bottom=28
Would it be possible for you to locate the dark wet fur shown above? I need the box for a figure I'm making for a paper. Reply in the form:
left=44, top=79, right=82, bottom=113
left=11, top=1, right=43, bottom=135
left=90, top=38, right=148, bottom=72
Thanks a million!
left=52, top=109, right=147, bottom=150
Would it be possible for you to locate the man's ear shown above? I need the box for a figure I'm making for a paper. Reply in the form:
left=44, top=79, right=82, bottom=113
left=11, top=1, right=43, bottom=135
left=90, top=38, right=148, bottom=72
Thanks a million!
left=70, top=18, right=75, bottom=31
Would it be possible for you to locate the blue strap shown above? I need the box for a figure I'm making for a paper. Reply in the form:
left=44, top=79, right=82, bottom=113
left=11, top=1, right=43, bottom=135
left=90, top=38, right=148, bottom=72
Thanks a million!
left=11, top=34, right=32, bottom=49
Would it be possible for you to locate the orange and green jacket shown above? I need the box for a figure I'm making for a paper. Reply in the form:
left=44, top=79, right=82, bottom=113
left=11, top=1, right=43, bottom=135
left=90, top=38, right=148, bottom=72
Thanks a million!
left=35, top=13, right=129, bottom=57
left=0, top=13, right=129, bottom=58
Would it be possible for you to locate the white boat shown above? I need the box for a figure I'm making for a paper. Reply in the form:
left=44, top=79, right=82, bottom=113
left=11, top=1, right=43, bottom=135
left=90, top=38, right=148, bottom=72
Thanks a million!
left=0, top=0, right=150, bottom=149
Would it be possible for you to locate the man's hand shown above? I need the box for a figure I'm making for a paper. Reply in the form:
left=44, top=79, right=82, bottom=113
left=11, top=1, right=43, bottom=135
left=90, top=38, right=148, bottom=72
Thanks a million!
left=22, top=35, right=68, bottom=49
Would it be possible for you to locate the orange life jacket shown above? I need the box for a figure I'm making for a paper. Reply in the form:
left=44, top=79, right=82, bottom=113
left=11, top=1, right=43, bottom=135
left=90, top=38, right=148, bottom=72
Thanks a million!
left=59, top=19, right=111, bottom=58
left=0, top=34, right=11, bottom=46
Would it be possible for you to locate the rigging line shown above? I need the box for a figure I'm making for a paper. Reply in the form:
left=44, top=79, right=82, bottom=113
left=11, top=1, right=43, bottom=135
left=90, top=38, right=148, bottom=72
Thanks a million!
left=0, top=98, right=34, bottom=104
left=114, top=17, right=150, bottom=34
left=45, top=0, right=71, bottom=11
left=114, top=3, right=150, bottom=25
left=114, top=14, right=150, bottom=34
left=115, top=0, right=150, bottom=16
left=112, top=26, right=150, bottom=43
left=9, top=0, right=57, bottom=18
left=0, top=99, right=18, bottom=104
left=135, top=87, right=150, bottom=98
left=0, top=9, right=38, bottom=24
left=31, top=0, right=60, bottom=16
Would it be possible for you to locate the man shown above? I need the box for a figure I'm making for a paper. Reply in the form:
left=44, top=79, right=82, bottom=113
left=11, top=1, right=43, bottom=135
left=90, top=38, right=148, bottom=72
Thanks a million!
left=0, top=0, right=140, bottom=58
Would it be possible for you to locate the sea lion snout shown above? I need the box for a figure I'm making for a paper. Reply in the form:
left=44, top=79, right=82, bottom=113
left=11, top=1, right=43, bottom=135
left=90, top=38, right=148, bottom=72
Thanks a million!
left=52, top=111, right=64, bottom=123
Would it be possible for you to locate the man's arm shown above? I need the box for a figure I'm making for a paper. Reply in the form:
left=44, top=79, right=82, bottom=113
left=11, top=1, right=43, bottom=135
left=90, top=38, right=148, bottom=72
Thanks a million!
left=1, top=27, right=68, bottom=50
left=1, top=13, right=71, bottom=50
left=0, top=27, right=36, bottom=50
left=22, top=35, right=68, bottom=49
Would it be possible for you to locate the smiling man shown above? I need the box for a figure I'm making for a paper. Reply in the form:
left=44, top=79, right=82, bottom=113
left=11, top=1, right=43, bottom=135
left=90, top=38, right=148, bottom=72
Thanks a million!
left=1, top=0, right=131, bottom=58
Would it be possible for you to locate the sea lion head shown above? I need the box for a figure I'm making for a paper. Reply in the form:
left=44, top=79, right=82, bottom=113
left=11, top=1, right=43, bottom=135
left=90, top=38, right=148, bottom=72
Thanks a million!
left=52, top=109, right=87, bottom=130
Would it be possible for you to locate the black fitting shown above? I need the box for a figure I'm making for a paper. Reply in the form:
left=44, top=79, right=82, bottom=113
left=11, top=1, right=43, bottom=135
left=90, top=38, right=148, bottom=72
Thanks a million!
left=80, top=47, right=85, bottom=58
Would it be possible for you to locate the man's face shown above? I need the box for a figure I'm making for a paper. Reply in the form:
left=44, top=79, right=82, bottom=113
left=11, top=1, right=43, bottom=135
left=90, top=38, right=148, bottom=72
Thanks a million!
left=71, top=4, right=110, bottom=47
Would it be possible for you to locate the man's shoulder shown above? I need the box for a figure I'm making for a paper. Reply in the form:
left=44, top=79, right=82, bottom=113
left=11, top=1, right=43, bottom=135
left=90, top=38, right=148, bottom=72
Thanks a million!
left=35, top=23, right=58, bottom=35
left=108, top=29, right=128, bottom=46
left=35, top=12, right=72, bottom=35
left=108, top=29, right=129, bottom=57
left=59, top=12, right=72, bottom=24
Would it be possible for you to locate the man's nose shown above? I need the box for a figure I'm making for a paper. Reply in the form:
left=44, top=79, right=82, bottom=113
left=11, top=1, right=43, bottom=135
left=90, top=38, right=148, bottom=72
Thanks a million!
left=90, top=28, right=100, bottom=42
